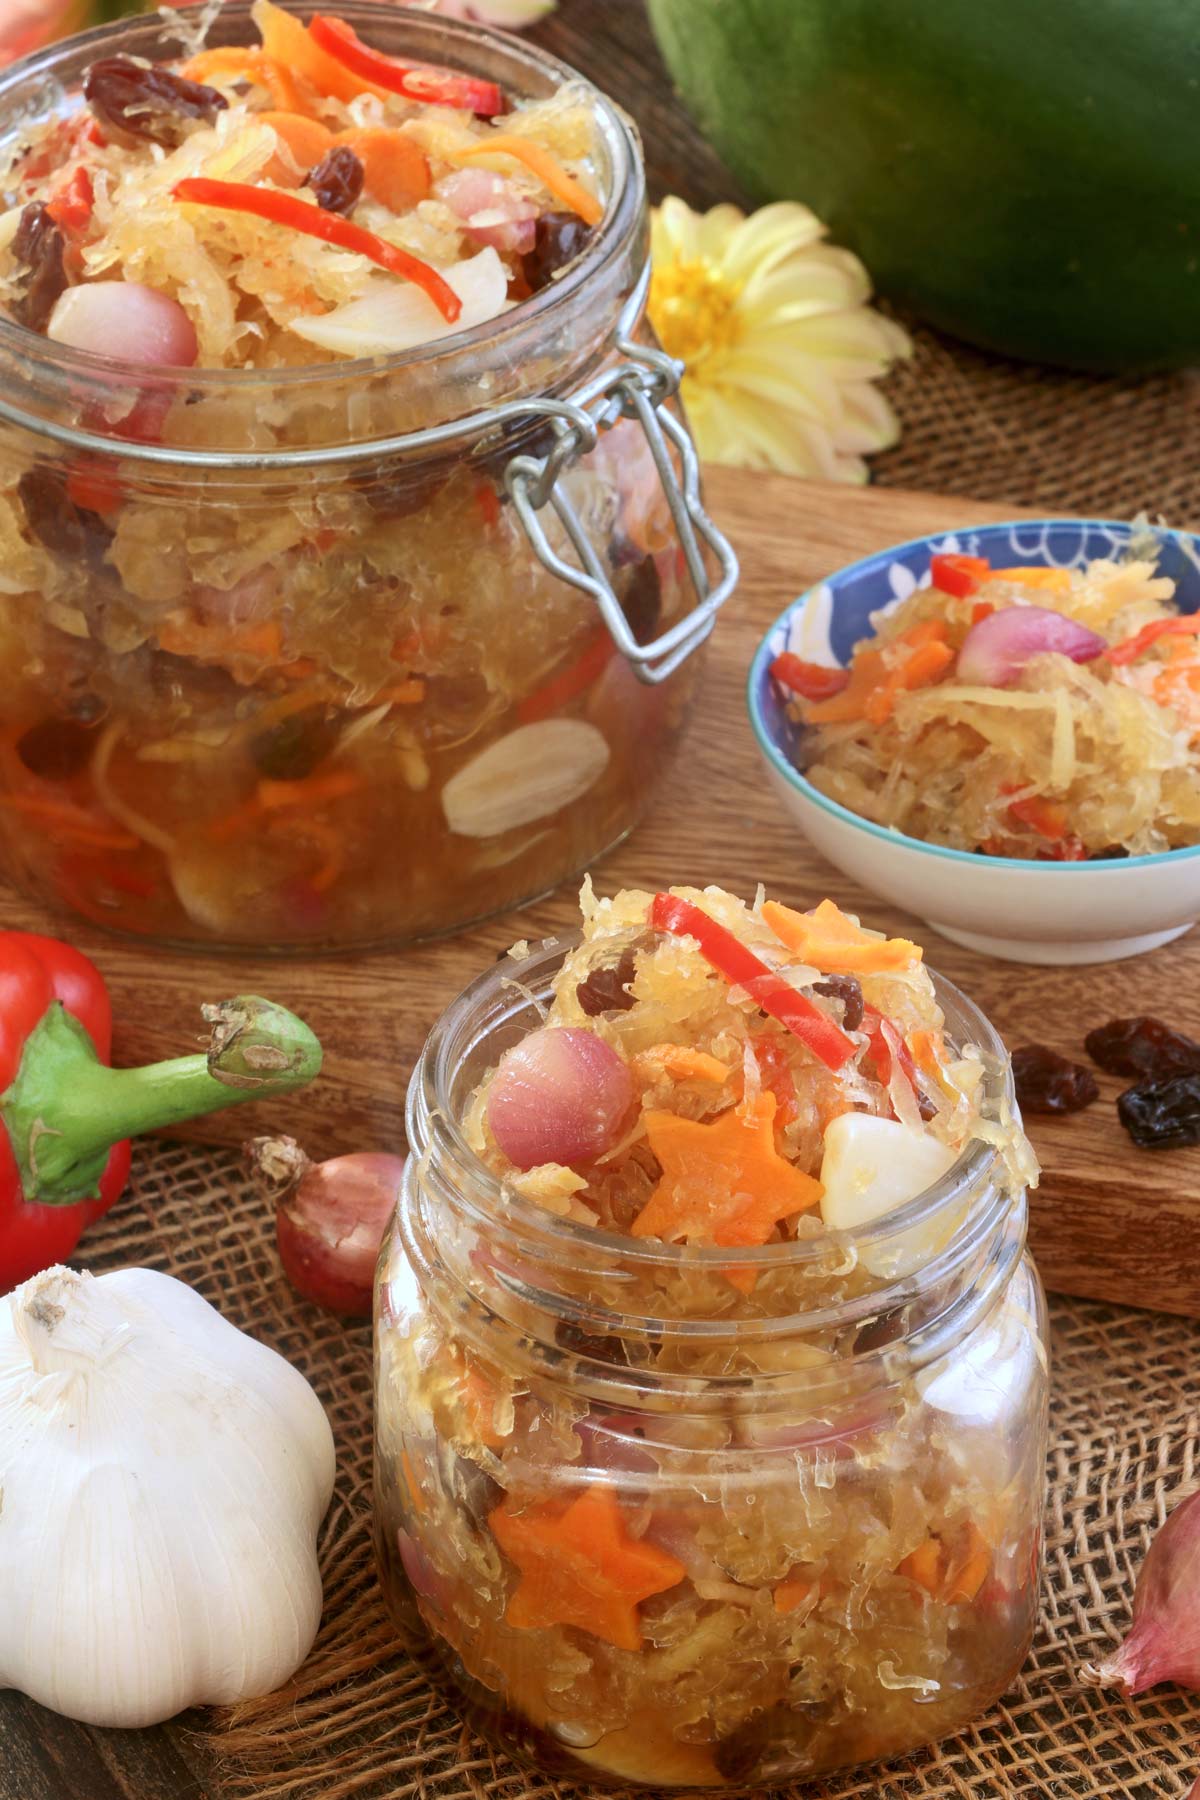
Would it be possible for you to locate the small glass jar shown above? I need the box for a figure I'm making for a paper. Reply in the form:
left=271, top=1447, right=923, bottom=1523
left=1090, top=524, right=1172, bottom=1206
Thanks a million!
left=0, top=5, right=735, bottom=951
left=374, top=939, right=1049, bottom=1791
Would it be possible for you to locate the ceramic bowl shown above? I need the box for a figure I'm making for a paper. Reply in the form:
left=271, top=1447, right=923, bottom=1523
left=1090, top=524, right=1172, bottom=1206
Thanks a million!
left=747, top=518, right=1200, bottom=965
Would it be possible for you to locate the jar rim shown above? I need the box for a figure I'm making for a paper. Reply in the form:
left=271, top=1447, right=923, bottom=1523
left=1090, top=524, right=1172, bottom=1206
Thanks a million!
left=407, top=930, right=1025, bottom=1301
left=0, top=0, right=643, bottom=456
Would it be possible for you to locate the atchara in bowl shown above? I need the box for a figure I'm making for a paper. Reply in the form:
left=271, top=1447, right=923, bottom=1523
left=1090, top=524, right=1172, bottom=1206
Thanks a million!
left=374, top=882, right=1048, bottom=1790
left=0, top=2, right=735, bottom=949
left=749, top=520, right=1200, bottom=963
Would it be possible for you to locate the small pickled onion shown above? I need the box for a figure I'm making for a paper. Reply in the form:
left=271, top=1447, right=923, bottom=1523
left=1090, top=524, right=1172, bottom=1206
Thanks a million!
left=245, top=1134, right=404, bottom=1316
left=487, top=1026, right=634, bottom=1170
left=956, top=605, right=1107, bottom=688
left=47, top=282, right=198, bottom=367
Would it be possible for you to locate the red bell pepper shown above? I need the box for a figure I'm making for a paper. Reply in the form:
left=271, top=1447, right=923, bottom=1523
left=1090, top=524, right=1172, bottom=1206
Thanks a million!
left=46, top=166, right=94, bottom=235
left=0, top=931, right=323, bottom=1293
left=861, top=1005, right=919, bottom=1094
left=1104, top=613, right=1200, bottom=666
left=309, top=15, right=505, bottom=116
left=172, top=177, right=462, bottom=323
left=650, top=893, right=854, bottom=1071
left=930, top=553, right=990, bottom=599
left=769, top=653, right=851, bottom=702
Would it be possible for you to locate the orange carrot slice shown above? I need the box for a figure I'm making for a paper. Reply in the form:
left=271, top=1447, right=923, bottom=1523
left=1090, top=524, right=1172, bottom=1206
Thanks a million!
left=898, top=1538, right=944, bottom=1595
left=773, top=1573, right=818, bottom=1616
left=763, top=897, right=920, bottom=975
left=254, top=0, right=387, bottom=104
left=336, top=126, right=431, bottom=212
left=630, top=1044, right=731, bottom=1086
left=632, top=1093, right=822, bottom=1250
left=259, top=111, right=335, bottom=178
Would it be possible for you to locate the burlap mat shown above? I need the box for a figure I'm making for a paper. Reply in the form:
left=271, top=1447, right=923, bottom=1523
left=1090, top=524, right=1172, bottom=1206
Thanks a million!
left=875, top=319, right=1200, bottom=530
left=70, top=1139, right=1200, bottom=1800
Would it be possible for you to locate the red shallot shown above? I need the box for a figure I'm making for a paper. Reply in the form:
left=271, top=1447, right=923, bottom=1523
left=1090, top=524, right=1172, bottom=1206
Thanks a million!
left=487, top=1025, right=633, bottom=1170
left=47, top=281, right=199, bottom=366
left=956, top=605, right=1107, bottom=688
left=245, top=1134, right=404, bottom=1317
left=1080, top=1487, right=1200, bottom=1696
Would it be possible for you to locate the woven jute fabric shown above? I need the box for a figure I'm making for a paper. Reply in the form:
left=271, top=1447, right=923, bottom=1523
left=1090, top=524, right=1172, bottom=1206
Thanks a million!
left=875, top=320, right=1200, bottom=530
left=74, top=1139, right=1200, bottom=1800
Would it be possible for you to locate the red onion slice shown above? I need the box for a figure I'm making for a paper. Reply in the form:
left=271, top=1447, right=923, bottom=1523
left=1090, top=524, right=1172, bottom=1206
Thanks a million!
left=957, top=605, right=1107, bottom=687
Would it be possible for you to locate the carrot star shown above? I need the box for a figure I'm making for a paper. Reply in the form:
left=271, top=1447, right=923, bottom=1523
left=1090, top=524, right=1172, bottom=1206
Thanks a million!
left=489, top=1484, right=685, bottom=1652
left=631, top=1092, right=823, bottom=1249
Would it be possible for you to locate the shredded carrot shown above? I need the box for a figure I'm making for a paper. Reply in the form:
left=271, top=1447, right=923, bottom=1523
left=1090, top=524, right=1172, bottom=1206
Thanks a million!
left=451, top=135, right=603, bottom=226
left=762, top=897, right=921, bottom=975
left=257, top=769, right=362, bottom=811
left=0, top=793, right=139, bottom=851
left=862, top=637, right=955, bottom=726
left=630, top=1043, right=731, bottom=1086
left=400, top=1449, right=427, bottom=1517
left=489, top=1484, right=685, bottom=1651
left=1106, top=613, right=1200, bottom=666
left=378, top=678, right=427, bottom=707
left=898, top=1538, right=944, bottom=1596
left=991, top=565, right=1073, bottom=594
left=944, top=1522, right=992, bottom=1604
left=803, top=646, right=888, bottom=724
left=254, top=0, right=388, bottom=105
left=633, top=1093, right=822, bottom=1250
left=773, top=1573, right=818, bottom=1616
left=178, top=45, right=311, bottom=114
left=336, top=126, right=431, bottom=211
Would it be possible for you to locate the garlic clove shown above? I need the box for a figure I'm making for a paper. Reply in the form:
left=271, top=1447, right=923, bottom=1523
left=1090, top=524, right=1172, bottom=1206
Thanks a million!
left=818, top=1112, right=959, bottom=1278
left=0, top=1265, right=335, bottom=1728
left=441, top=719, right=610, bottom=839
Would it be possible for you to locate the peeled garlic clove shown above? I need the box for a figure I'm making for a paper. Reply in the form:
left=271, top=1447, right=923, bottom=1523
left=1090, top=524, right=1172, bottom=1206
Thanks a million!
left=819, top=1112, right=958, bottom=1278
left=442, top=719, right=610, bottom=839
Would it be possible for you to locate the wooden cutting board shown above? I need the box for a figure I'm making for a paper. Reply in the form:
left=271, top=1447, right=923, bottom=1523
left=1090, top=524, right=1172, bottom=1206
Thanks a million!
left=3, top=464, right=1197, bottom=1318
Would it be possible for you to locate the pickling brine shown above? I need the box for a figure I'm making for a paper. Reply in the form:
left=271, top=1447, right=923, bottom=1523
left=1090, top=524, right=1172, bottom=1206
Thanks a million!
left=0, top=5, right=733, bottom=949
left=374, top=884, right=1049, bottom=1788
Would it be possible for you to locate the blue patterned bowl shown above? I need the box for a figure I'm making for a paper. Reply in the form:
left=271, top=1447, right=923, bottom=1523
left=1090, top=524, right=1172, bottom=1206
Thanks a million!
left=747, top=518, right=1200, bottom=965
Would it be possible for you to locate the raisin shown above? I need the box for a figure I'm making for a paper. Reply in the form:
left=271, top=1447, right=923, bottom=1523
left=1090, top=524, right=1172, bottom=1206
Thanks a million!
left=554, top=1319, right=627, bottom=1364
left=1118, top=1074, right=1200, bottom=1150
left=84, top=56, right=227, bottom=149
left=621, top=555, right=662, bottom=646
left=16, top=718, right=96, bottom=780
left=250, top=706, right=341, bottom=781
left=10, top=202, right=67, bottom=331
left=305, top=145, right=364, bottom=216
left=17, top=466, right=113, bottom=563
left=576, top=946, right=638, bottom=1017
left=813, top=973, right=864, bottom=1034
left=1085, top=1016, right=1200, bottom=1081
left=358, top=459, right=449, bottom=519
left=1011, top=1044, right=1099, bottom=1115
left=852, top=1304, right=906, bottom=1355
left=521, top=210, right=592, bottom=293
left=714, top=1703, right=832, bottom=1783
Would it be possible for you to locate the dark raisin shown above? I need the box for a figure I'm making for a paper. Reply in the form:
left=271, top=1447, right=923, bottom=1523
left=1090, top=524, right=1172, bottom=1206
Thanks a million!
left=852, top=1305, right=906, bottom=1355
left=1118, top=1075, right=1200, bottom=1150
left=249, top=706, right=341, bottom=781
left=555, top=1319, right=627, bottom=1364
left=713, top=1703, right=832, bottom=1783
left=446, top=1452, right=502, bottom=1529
left=1011, top=1045, right=1100, bottom=1115
left=16, top=717, right=97, bottom=780
left=521, top=210, right=592, bottom=293
left=84, top=56, right=228, bottom=149
left=1085, top=1016, right=1200, bottom=1081
left=576, top=946, right=638, bottom=1017
left=305, top=145, right=364, bottom=215
left=358, top=459, right=449, bottom=519
left=621, top=555, right=662, bottom=646
left=17, top=466, right=113, bottom=563
left=813, top=974, right=864, bottom=1034
left=10, top=202, right=67, bottom=331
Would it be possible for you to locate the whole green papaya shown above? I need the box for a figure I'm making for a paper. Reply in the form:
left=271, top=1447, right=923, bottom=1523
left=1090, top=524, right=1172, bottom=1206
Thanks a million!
left=648, top=0, right=1200, bottom=372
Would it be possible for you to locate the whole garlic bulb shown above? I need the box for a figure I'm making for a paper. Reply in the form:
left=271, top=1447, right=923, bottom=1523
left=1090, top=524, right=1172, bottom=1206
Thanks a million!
left=0, top=1264, right=335, bottom=1727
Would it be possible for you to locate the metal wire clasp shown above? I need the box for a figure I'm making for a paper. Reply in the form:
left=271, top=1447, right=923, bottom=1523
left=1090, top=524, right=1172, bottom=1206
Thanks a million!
left=503, top=340, right=739, bottom=685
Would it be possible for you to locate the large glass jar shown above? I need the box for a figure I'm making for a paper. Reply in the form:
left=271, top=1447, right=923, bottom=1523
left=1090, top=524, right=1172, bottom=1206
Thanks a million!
left=0, top=5, right=735, bottom=950
left=374, top=938, right=1050, bottom=1790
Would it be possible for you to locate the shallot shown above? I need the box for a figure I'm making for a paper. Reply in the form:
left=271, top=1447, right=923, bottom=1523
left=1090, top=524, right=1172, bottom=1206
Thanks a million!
left=1080, top=1487, right=1200, bottom=1696
left=47, top=281, right=199, bottom=366
left=487, top=1026, right=633, bottom=1169
left=245, top=1135, right=405, bottom=1317
left=956, top=605, right=1107, bottom=687
left=439, top=168, right=538, bottom=254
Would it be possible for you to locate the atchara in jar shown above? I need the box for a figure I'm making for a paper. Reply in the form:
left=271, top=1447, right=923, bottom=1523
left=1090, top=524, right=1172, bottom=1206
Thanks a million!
left=0, top=3, right=735, bottom=949
left=375, top=882, right=1049, bottom=1789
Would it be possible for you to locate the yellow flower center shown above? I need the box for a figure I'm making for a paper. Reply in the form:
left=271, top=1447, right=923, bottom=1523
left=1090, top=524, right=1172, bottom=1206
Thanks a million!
left=650, top=258, right=742, bottom=370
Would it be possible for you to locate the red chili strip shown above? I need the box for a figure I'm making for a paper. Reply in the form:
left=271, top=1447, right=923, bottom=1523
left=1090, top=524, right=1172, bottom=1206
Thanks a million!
left=172, top=177, right=462, bottom=323
left=309, top=15, right=504, bottom=115
left=650, top=892, right=855, bottom=1072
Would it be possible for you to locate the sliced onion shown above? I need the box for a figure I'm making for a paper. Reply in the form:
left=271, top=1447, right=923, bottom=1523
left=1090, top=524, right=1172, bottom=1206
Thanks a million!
left=957, top=604, right=1107, bottom=687
left=439, top=168, right=538, bottom=253
left=47, top=282, right=199, bottom=367
left=289, top=246, right=509, bottom=357
left=487, top=1026, right=634, bottom=1170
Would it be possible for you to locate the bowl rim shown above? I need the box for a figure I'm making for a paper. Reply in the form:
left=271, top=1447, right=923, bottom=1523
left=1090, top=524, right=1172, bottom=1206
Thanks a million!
left=746, top=515, right=1200, bottom=876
